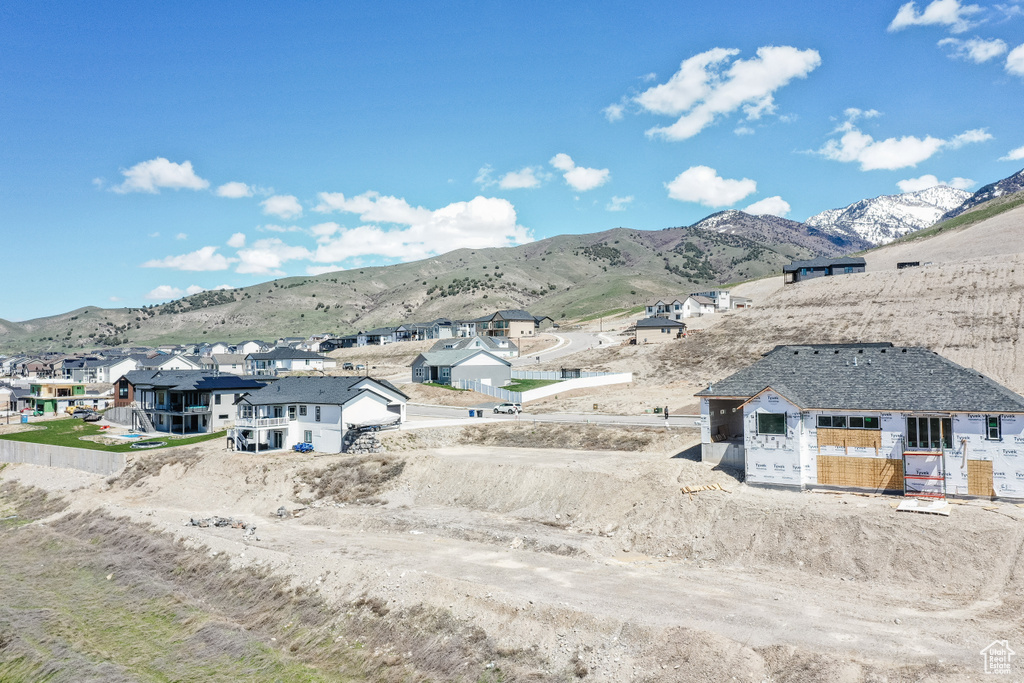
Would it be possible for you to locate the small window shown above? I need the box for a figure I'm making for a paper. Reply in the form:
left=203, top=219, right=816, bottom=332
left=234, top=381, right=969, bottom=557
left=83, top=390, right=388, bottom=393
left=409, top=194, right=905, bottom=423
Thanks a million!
left=288, top=405, right=296, bottom=420
left=315, top=406, right=321, bottom=422
left=987, top=416, right=1001, bottom=440
left=863, top=416, right=879, bottom=430
left=848, top=416, right=864, bottom=429
left=757, top=412, right=786, bottom=435
left=218, top=414, right=229, bottom=420
left=831, top=416, right=847, bottom=429
left=215, top=394, right=221, bottom=405
left=817, top=416, right=832, bottom=428
left=304, top=430, right=312, bottom=443
left=299, top=405, right=307, bottom=416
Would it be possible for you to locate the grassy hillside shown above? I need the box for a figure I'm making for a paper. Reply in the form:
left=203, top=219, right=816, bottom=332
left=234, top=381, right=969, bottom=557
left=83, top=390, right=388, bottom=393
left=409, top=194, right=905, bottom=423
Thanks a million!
left=1, top=222, right=830, bottom=353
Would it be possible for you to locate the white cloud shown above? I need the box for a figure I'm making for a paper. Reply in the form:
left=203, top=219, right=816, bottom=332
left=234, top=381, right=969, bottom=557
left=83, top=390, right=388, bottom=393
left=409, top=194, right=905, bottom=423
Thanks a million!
left=606, top=195, right=634, bottom=212
left=1000, top=144, right=1024, bottom=161
left=216, top=181, right=254, bottom=198
left=474, top=165, right=495, bottom=187
left=261, top=194, right=303, bottom=219
left=817, top=112, right=992, bottom=170
left=113, top=158, right=209, bottom=194
left=309, top=222, right=341, bottom=239
left=897, top=174, right=974, bottom=192
left=259, top=224, right=304, bottom=233
left=636, top=46, right=821, bottom=141
left=475, top=165, right=547, bottom=190
left=549, top=153, right=610, bottom=191
left=142, top=246, right=234, bottom=271
left=603, top=103, right=625, bottom=122
left=666, top=166, right=757, bottom=207
left=888, top=0, right=983, bottom=33
left=213, top=284, right=234, bottom=290
left=745, top=196, right=791, bottom=217
left=734, top=126, right=755, bottom=135
left=227, top=232, right=246, bottom=248
left=306, top=264, right=345, bottom=276
left=108, top=296, right=122, bottom=302
left=236, top=238, right=313, bottom=275
left=175, top=232, right=188, bottom=240
left=148, top=232, right=160, bottom=238
left=1007, top=43, right=1024, bottom=75
left=938, top=36, right=1009, bottom=61
left=185, top=285, right=205, bottom=295
left=145, top=285, right=184, bottom=301
left=499, top=167, right=545, bottom=189
left=310, top=193, right=532, bottom=263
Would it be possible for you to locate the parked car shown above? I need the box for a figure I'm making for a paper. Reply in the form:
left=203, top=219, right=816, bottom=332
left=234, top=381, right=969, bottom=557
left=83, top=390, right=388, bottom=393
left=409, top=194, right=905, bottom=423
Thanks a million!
left=493, top=403, right=522, bottom=414
left=355, top=364, right=365, bottom=371
left=82, top=411, right=102, bottom=422
left=66, top=406, right=92, bottom=416
left=341, top=362, right=354, bottom=370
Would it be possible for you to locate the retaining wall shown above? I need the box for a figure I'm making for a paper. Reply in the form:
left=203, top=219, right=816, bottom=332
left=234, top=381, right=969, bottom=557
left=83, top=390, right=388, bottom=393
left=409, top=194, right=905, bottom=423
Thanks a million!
left=0, top=439, right=125, bottom=476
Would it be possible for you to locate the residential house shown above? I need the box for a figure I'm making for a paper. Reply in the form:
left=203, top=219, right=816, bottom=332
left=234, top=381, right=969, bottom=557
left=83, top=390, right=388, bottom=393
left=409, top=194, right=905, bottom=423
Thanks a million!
left=208, top=354, right=247, bottom=375
left=234, top=340, right=269, bottom=355
left=245, top=347, right=336, bottom=376
left=634, top=317, right=685, bottom=344
left=357, top=327, right=398, bottom=346
left=276, top=337, right=305, bottom=348
left=140, top=354, right=203, bottom=372
left=783, top=256, right=866, bottom=284
left=732, top=296, right=752, bottom=309
left=456, top=319, right=478, bottom=337
left=645, top=300, right=686, bottom=321
left=24, top=381, right=94, bottom=415
left=475, top=310, right=552, bottom=338
left=691, top=289, right=733, bottom=311
left=318, top=336, right=357, bottom=352
left=431, top=335, right=518, bottom=359
left=120, top=370, right=267, bottom=434
left=411, top=349, right=512, bottom=386
left=682, top=295, right=717, bottom=318
left=232, top=376, right=407, bottom=453
left=696, top=343, right=1024, bottom=499
left=63, top=357, right=140, bottom=384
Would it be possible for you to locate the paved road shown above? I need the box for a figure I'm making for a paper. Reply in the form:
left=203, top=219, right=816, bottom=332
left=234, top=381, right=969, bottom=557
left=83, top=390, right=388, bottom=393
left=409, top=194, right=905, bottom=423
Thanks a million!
left=511, top=332, right=612, bottom=366
left=408, top=403, right=700, bottom=428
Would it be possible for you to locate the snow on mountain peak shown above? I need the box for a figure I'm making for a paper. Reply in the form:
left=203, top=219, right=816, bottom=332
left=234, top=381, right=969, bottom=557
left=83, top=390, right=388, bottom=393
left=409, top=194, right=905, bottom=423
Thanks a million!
left=805, top=185, right=970, bottom=246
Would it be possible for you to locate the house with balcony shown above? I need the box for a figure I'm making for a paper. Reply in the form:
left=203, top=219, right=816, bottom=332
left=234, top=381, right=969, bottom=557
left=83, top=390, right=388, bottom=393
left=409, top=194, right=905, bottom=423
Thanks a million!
left=356, top=327, right=399, bottom=346
left=244, top=348, right=336, bottom=376
left=119, top=370, right=266, bottom=435
left=475, top=310, right=552, bottom=338
left=645, top=299, right=686, bottom=320
left=231, top=376, right=407, bottom=453
left=24, top=381, right=89, bottom=415
left=783, top=256, right=866, bottom=284
left=697, top=343, right=1024, bottom=499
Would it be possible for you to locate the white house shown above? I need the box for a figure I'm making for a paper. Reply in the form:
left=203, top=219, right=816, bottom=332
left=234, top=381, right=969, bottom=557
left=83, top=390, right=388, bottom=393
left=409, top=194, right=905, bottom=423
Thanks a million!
left=431, top=335, right=518, bottom=359
left=141, top=354, right=203, bottom=372
left=234, top=340, right=269, bottom=355
left=245, top=348, right=336, bottom=376
left=691, top=289, right=731, bottom=311
left=698, top=343, right=1024, bottom=499
left=411, top=349, right=512, bottom=386
left=232, top=376, right=408, bottom=453
left=682, top=295, right=717, bottom=318
left=208, top=354, right=247, bottom=375
left=645, top=300, right=685, bottom=321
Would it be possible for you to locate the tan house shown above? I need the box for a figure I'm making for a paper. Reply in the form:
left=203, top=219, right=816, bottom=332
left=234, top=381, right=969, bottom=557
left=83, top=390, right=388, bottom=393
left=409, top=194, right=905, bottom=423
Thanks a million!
left=474, top=310, right=552, bottom=338
left=634, top=317, right=685, bottom=344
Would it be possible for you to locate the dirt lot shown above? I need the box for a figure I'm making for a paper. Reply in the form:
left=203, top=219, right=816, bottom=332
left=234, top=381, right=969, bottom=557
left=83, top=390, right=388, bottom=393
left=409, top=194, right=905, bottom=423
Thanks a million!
left=4, top=433, right=1022, bottom=681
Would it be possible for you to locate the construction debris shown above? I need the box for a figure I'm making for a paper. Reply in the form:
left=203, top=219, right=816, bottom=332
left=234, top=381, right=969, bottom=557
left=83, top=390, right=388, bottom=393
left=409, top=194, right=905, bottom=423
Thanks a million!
left=681, top=483, right=729, bottom=500
left=187, top=516, right=257, bottom=536
left=896, top=499, right=951, bottom=516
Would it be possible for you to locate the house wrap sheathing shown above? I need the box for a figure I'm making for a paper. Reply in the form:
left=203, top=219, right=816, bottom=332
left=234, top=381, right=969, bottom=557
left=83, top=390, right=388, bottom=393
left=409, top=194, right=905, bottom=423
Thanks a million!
left=697, top=343, right=1024, bottom=498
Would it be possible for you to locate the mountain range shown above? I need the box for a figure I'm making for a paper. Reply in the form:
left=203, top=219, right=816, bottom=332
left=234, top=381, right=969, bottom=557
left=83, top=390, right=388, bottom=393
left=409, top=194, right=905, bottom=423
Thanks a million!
left=1, top=168, right=1021, bottom=353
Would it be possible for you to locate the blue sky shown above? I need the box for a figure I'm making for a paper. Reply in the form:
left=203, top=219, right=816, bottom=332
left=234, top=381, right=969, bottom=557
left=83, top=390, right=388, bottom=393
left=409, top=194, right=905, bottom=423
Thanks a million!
left=2, top=0, right=1022, bottom=321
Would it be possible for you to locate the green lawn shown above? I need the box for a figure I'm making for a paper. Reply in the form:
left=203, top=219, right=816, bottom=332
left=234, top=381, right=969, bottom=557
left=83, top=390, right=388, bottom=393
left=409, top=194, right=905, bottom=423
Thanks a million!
left=505, top=378, right=561, bottom=392
left=421, top=382, right=467, bottom=391
left=0, top=417, right=224, bottom=452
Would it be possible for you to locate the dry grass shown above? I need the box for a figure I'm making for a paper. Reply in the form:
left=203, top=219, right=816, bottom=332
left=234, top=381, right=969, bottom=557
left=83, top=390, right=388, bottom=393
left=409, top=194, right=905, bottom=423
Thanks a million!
left=114, top=446, right=205, bottom=488
left=293, top=455, right=407, bottom=505
left=0, top=484, right=565, bottom=682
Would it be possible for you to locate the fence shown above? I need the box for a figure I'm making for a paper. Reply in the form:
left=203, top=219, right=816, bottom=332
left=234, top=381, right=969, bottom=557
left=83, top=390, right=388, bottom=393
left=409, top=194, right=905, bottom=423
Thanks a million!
left=510, top=370, right=612, bottom=380
left=455, top=371, right=634, bottom=403
left=0, top=439, right=125, bottom=476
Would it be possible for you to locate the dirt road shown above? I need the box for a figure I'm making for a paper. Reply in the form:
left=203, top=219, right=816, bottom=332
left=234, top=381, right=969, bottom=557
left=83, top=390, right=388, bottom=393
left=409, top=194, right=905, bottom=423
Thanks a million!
left=7, top=439, right=1021, bottom=681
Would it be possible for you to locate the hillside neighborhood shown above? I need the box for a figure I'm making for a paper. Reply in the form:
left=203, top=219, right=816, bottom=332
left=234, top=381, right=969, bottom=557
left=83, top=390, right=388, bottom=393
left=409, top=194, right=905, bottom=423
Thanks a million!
left=5, top=4, right=1024, bottom=676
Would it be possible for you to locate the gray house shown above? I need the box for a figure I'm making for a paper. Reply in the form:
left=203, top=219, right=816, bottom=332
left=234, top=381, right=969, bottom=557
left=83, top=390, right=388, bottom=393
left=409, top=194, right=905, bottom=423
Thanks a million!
left=411, top=349, right=512, bottom=387
left=783, top=256, right=866, bottom=284
left=697, top=343, right=1024, bottom=499
left=430, top=335, right=518, bottom=358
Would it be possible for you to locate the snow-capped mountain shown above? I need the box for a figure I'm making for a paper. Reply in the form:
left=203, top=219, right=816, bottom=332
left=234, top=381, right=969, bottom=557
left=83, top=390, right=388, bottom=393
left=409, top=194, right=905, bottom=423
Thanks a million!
left=689, top=209, right=872, bottom=256
left=805, top=186, right=971, bottom=246
left=940, top=168, right=1024, bottom=221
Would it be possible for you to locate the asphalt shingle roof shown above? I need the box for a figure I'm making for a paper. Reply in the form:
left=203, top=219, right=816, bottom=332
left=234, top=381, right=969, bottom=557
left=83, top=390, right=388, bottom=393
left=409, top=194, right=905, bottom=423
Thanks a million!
left=782, top=256, right=866, bottom=272
left=239, top=376, right=407, bottom=406
left=415, top=349, right=510, bottom=367
left=636, top=317, right=685, bottom=328
left=247, top=348, right=327, bottom=361
left=697, top=343, right=1024, bottom=413
left=124, top=370, right=266, bottom=392
left=430, top=336, right=516, bottom=353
